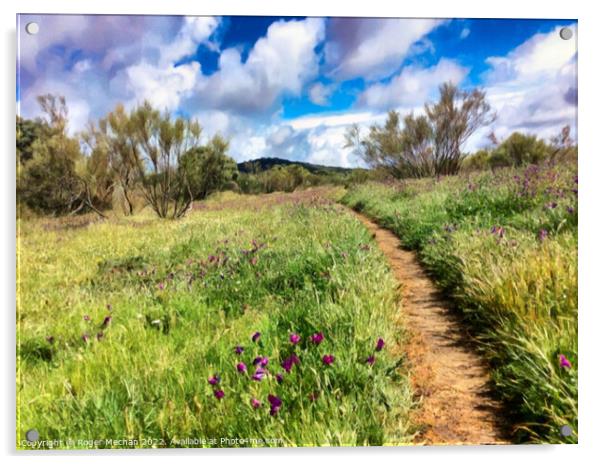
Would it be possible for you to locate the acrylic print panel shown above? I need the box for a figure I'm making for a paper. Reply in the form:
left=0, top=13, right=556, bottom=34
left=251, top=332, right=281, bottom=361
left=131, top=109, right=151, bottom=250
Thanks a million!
left=16, top=14, right=577, bottom=449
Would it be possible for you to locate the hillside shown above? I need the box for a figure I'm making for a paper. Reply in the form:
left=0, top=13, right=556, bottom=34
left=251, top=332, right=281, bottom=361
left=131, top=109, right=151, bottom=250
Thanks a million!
left=237, top=157, right=354, bottom=175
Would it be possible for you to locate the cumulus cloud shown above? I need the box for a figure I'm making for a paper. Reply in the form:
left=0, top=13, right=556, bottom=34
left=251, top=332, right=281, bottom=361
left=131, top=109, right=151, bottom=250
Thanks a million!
left=483, top=24, right=577, bottom=142
left=358, top=59, right=469, bottom=110
left=308, top=82, right=335, bottom=106
left=123, top=61, right=200, bottom=111
left=324, top=18, right=443, bottom=80
left=18, top=15, right=211, bottom=133
left=190, top=18, right=325, bottom=113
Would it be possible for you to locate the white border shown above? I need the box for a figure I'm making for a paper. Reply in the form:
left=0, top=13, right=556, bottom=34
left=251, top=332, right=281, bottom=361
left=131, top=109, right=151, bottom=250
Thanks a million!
left=3, top=1, right=601, bottom=463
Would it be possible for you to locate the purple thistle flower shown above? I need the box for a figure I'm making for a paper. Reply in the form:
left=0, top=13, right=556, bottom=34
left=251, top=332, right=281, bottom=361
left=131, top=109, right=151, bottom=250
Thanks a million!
left=366, top=355, right=376, bottom=366
left=281, top=353, right=300, bottom=373
left=290, top=333, right=301, bottom=345
left=559, top=354, right=572, bottom=370
left=310, top=332, right=324, bottom=345
left=275, top=373, right=284, bottom=384
left=214, top=389, right=225, bottom=400
left=268, top=394, right=282, bottom=416
left=251, top=398, right=261, bottom=409
left=82, top=333, right=90, bottom=343
left=251, top=331, right=261, bottom=342
left=157, top=282, right=165, bottom=290
left=96, top=331, right=104, bottom=341
left=260, top=356, right=269, bottom=367
left=234, top=345, right=244, bottom=355
left=375, top=338, right=385, bottom=352
left=322, top=354, right=335, bottom=366
left=83, top=314, right=91, bottom=322
left=252, top=367, right=266, bottom=381
left=566, top=206, right=575, bottom=214
left=208, top=375, right=220, bottom=385
left=102, top=315, right=112, bottom=328
left=236, top=362, right=247, bottom=373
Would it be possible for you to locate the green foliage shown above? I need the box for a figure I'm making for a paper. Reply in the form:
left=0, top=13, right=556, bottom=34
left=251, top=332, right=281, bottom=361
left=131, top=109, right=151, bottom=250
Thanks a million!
left=16, top=116, right=46, bottom=164
left=342, top=160, right=578, bottom=443
left=179, top=135, right=238, bottom=200
left=17, top=96, right=86, bottom=215
left=345, top=82, right=495, bottom=178
left=17, top=197, right=415, bottom=448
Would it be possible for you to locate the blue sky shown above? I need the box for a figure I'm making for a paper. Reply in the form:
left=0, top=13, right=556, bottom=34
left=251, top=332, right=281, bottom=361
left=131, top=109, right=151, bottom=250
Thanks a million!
left=17, top=15, right=577, bottom=167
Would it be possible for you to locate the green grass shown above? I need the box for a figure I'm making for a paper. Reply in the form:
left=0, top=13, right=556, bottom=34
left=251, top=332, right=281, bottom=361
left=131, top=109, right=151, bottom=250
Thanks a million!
left=17, top=194, right=414, bottom=448
left=341, top=161, right=578, bottom=443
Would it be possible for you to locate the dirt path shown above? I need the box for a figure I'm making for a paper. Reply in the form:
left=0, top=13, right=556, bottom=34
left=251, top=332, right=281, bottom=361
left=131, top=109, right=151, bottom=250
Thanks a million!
left=354, top=212, right=509, bottom=445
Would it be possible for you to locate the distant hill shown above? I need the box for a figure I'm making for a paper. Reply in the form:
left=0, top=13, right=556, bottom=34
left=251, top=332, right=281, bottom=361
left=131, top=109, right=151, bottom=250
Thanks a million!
left=237, top=157, right=353, bottom=175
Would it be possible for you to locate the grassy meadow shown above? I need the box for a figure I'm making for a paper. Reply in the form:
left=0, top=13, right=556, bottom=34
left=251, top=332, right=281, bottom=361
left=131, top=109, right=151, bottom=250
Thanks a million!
left=17, top=190, right=415, bottom=448
left=342, top=160, right=578, bottom=443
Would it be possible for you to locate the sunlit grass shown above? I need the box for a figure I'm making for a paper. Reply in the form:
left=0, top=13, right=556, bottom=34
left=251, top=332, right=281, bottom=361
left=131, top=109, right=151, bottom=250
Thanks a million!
left=341, top=160, right=578, bottom=443
left=17, top=196, right=414, bottom=448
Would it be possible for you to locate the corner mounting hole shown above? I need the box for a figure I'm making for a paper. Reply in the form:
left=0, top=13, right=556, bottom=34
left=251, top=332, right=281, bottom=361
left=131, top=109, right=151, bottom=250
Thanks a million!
left=559, top=27, right=573, bottom=40
left=25, top=22, right=39, bottom=35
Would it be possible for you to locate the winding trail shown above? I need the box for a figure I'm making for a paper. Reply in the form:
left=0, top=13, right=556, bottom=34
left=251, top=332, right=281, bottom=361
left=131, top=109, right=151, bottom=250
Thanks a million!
left=354, top=212, right=509, bottom=445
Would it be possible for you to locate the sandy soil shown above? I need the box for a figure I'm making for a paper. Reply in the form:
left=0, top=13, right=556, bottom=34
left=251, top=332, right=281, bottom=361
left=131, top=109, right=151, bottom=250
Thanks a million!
left=354, top=212, right=509, bottom=446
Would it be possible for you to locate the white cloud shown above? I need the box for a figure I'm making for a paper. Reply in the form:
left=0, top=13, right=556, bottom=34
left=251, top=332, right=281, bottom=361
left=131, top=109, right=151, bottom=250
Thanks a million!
left=358, top=59, right=469, bottom=110
left=482, top=24, right=577, bottom=143
left=308, top=82, right=335, bottom=106
left=460, top=28, right=471, bottom=40
left=160, top=16, right=220, bottom=65
left=324, top=18, right=444, bottom=80
left=191, top=18, right=325, bottom=113
left=123, top=61, right=200, bottom=111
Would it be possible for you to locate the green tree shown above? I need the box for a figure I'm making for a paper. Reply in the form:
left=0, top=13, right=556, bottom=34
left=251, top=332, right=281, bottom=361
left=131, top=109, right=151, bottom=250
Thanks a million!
left=17, top=95, right=85, bottom=215
left=128, top=101, right=202, bottom=218
left=345, top=82, right=495, bottom=178
left=492, top=132, right=550, bottom=167
left=179, top=135, right=237, bottom=200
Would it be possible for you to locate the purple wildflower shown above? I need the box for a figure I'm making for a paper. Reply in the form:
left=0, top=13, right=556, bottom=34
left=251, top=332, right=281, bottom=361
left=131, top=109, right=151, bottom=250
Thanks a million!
left=538, top=229, right=549, bottom=241
left=83, top=314, right=91, bottom=322
left=251, top=398, right=261, bottom=409
left=281, top=353, right=300, bottom=373
left=82, top=333, right=90, bottom=343
left=96, top=331, right=104, bottom=341
left=102, top=315, right=112, bottom=328
left=268, top=394, right=282, bottom=416
left=251, top=331, right=261, bottom=342
left=322, top=354, right=335, bottom=366
left=46, top=335, right=55, bottom=344
left=310, top=332, right=324, bottom=345
left=290, top=333, right=301, bottom=345
left=157, top=282, right=165, bottom=290
left=260, top=356, right=269, bottom=367
left=366, top=355, right=376, bottom=366
left=559, top=354, right=572, bottom=370
left=214, top=389, right=225, bottom=400
left=376, top=338, right=385, bottom=352
left=252, top=367, right=266, bottom=381
left=236, top=362, right=247, bottom=373
left=275, top=373, right=284, bottom=384
left=234, top=345, right=244, bottom=355
left=208, top=375, right=220, bottom=385
left=566, top=206, right=575, bottom=214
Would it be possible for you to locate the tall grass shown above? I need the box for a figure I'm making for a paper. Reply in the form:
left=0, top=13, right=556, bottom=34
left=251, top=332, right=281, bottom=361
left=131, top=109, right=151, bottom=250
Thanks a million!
left=17, top=195, right=414, bottom=448
left=341, top=161, right=578, bottom=443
